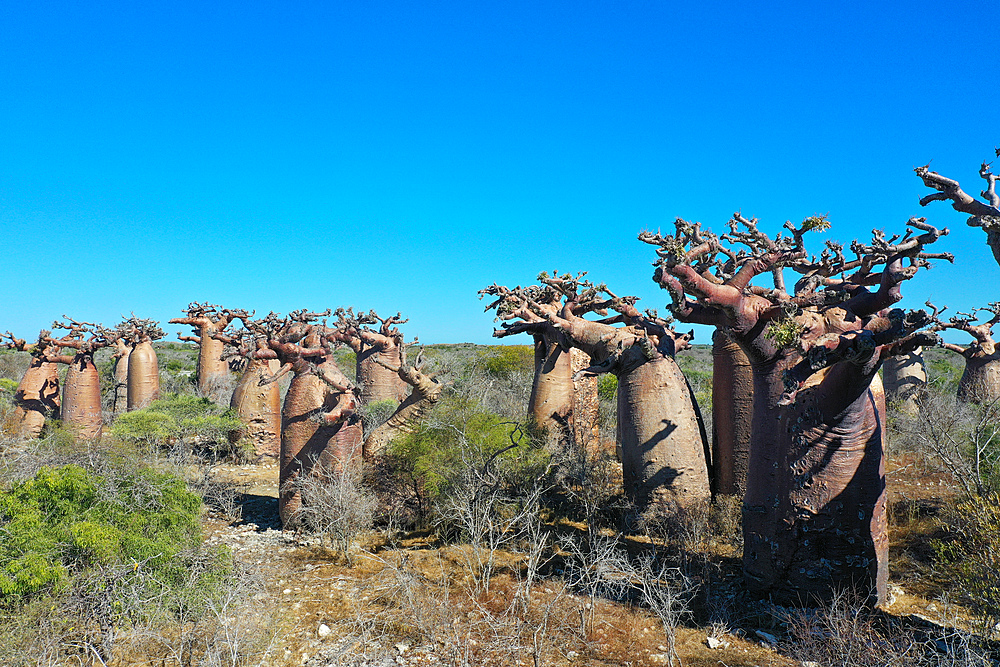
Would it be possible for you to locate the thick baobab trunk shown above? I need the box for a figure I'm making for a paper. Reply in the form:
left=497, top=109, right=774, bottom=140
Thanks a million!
left=882, top=347, right=927, bottom=413
left=127, top=340, right=160, bottom=410
left=279, top=366, right=362, bottom=526
left=111, top=340, right=130, bottom=415
left=570, top=347, right=600, bottom=452
left=527, top=336, right=574, bottom=438
left=12, top=356, right=60, bottom=438
left=957, top=354, right=1000, bottom=404
left=230, top=359, right=282, bottom=458
left=711, top=329, right=753, bottom=496
left=742, top=360, right=887, bottom=606
left=61, top=354, right=103, bottom=440
left=357, top=344, right=407, bottom=404
left=617, top=357, right=711, bottom=507
left=194, top=333, right=229, bottom=399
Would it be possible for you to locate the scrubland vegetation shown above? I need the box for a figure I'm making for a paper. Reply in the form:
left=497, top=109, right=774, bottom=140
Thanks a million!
left=1, top=339, right=1000, bottom=666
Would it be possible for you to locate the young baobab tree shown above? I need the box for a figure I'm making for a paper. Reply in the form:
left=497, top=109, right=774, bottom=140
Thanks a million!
left=930, top=303, right=1000, bottom=404
left=2, top=331, right=61, bottom=438
left=329, top=309, right=411, bottom=404
left=169, top=303, right=250, bottom=402
left=640, top=214, right=951, bottom=605
left=359, top=348, right=443, bottom=457
left=882, top=346, right=927, bottom=413
left=215, top=326, right=282, bottom=458
left=489, top=273, right=711, bottom=508
left=916, top=150, right=1000, bottom=266
left=119, top=316, right=164, bottom=411
left=42, top=317, right=117, bottom=440
left=479, top=279, right=602, bottom=449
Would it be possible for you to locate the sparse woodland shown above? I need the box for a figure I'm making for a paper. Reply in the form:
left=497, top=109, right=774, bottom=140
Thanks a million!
left=6, top=156, right=1000, bottom=666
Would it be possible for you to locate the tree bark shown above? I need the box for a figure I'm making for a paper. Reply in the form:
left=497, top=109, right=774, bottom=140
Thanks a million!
left=527, top=335, right=574, bottom=439
left=357, top=343, right=408, bottom=404
left=11, top=355, right=60, bottom=438
left=617, top=355, right=711, bottom=506
left=230, top=358, right=282, bottom=458
left=111, top=339, right=130, bottom=415
left=957, top=354, right=1000, bottom=404
left=882, top=347, right=926, bottom=413
left=127, top=340, right=160, bottom=410
left=711, top=329, right=753, bottom=496
left=61, top=353, right=103, bottom=440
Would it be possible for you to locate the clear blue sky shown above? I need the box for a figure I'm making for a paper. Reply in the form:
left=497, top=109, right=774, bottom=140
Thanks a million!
left=2, top=1, right=997, bottom=345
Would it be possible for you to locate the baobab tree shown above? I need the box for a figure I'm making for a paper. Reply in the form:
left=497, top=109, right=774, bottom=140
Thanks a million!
left=328, top=309, right=412, bottom=405
left=42, top=317, right=117, bottom=440
left=711, top=329, right=753, bottom=496
left=488, top=273, right=710, bottom=508
left=930, top=303, right=1000, bottom=405
left=118, top=316, right=164, bottom=411
left=359, top=348, right=443, bottom=457
left=640, top=214, right=951, bottom=605
left=916, top=150, right=1000, bottom=265
left=169, top=303, right=249, bottom=402
left=2, top=331, right=61, bottom=438
left=215, top=325, right=282, bottom=458
left=109, top=338, right=130, bottom=415
left=479, top=279, right=602, bottom=449
left=882, top=347, right=927, bottom=413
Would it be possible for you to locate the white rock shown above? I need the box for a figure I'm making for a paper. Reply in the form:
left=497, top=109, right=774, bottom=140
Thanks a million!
left=396, top=643, right=410, bottom=654
left=318, top=623, right=332, bottom=638
left=706, top=636, right=729, bottom=649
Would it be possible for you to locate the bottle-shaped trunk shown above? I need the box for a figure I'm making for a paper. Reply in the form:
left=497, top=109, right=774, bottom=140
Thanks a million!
left=616, top=356, right=710, bottom=508
left=570, top=347, right=600, bottom=452
left=230, top=359, right=282, bottom=458
left=882, top=347, right=927, bottom=413
left=711, top=330, right=753, bottom=496
left=279, top=372, right=362, bottom=526
left=743, top=361, right=888, bottom=606
left=357, top=345, right=408, bottom=404
left=127, top=341, right=160, bottom=410
left=196, top=332, right=230, bottom=402
left=111, top=350, right=129, bottom=415
left=62, top=354, right=103, bottom=440
left=11, top=358, right=60, bottom=438
left=957, top=355, right=1000, bottom=404
left=527, top=336, right=574, bottom=441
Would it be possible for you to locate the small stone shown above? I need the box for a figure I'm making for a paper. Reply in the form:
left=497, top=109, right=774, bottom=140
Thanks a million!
left=318, top=623, right=332, bottom=638
left=755, top=629, right=778, bottom=645
left=283, top=588, right=292, bottom=595
left=566, top=650, right=578, bottom=660
left=706, top=636, right=729, bottom=649
left=396, top=643, right=410, bottom=654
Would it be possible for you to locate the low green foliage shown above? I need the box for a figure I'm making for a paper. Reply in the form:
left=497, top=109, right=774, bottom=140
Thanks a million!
left=597, top=374, right=617, bottom=401
left=390, top=397, right=548, bottom=504
left=0, top=463, right=202, bottom=602
left=934, top=494, right=1000, bottom=629
left=110, top=394, right=247, bottom=460
left=478, top=345, right=534, bottom=377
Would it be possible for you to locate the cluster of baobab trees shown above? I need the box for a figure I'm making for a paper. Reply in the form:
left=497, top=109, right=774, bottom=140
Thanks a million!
left=3, top=303, right=443, bottom=529
left=480, top=151, right=1000, bottom=607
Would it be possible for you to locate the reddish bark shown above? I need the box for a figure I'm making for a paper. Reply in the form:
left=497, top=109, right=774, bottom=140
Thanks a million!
left=3, top=331, right=61, bottom=438
left=495, top=274, right=710, bottom=508
left=480, top=278, right=606, bottom=448
left=882, top=347, right=927, bottom=413
left=361, top=349, right=443, bottom=457
left=119, top=317, right=164, bottom=411
left=712, top=329, right=753, bottom=496
left=931, top=304, right=1000, bottom=404
left=641, top=214, right=950, bottom=605
left=42, top=318, right=117, bottom=441
left=330, top=309, right=410, bottom=404
left=170, top=303, right=250, bottom=402
left=217, top=328, right=282, bottom=458
left=916, top=152, right=1000, bottom=266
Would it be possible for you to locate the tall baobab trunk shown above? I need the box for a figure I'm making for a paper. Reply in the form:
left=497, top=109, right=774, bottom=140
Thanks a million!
left=111, top=339, right=130, bottom=415
left=278, top=358, right=362, bottom=525
left=330, top=309, right=410, bottom=405
left=230, top=357, right=282, bottom=458
left=957, top=353, right=1000, bottom=404
left=527, top=335, right=574, bottom=437
left=11, top=346, right=61, bottom=438
left=127, top=339, right=160, bottom=410
left=643, top=214, right=950, bottom=605
left=59, top=353, right=103, bottom=440
left=170, top=304, right=246, bottom=402
left=711, top=329, right=753, bottom=495
left=882, top=347, right=927, bottom=413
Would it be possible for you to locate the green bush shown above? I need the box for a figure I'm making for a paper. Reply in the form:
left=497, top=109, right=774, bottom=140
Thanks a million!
left=0, top=463, right=202, bottom=602
left=110, top=394, right=246, bottom=460
left=597, top=374, right=617, bottom=401
left=478, top=345, right=534, bottom=377
left=935, top=494, right=1000, bottom=629
left=390, top=397, right=548, bottom=504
